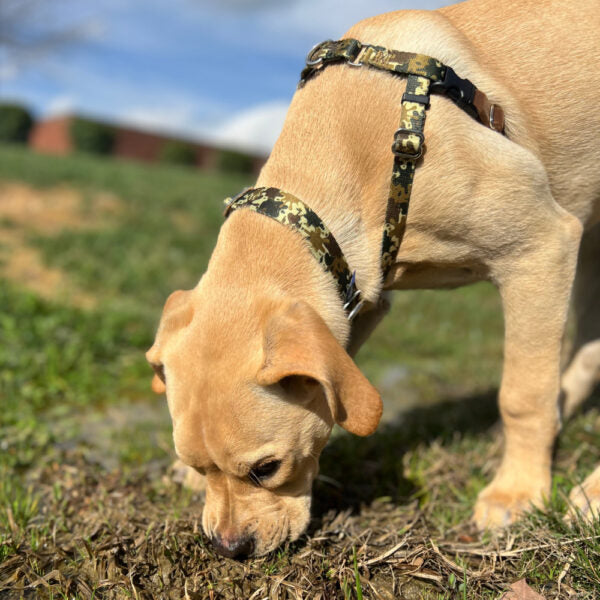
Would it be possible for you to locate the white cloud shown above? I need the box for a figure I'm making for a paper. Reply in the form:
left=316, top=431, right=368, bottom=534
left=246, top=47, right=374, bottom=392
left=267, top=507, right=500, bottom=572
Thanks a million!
left=114, top=100, right=290, bottom=156
left=0, top=61, right=18, bottom=81
left=46, top=94, right=77, bottom=115
left=117, top=105, right=197, bottom=136
left=207, top=100, right=290, bottom=155
left=261, top=0, right=409, bottom=40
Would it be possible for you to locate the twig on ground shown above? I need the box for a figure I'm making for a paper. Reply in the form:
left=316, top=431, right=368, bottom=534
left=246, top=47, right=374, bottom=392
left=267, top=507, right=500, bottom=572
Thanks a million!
left=441, top=535, right=600, bottom=558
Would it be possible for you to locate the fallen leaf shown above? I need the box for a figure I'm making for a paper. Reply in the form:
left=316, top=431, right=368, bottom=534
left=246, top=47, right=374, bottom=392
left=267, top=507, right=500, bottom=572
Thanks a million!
left=501, top=579, right=546, bottom=600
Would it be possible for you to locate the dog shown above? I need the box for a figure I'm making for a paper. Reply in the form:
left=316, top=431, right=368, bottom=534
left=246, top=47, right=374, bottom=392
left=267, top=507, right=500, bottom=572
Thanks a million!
left=146, top=0, right=600, bottom=557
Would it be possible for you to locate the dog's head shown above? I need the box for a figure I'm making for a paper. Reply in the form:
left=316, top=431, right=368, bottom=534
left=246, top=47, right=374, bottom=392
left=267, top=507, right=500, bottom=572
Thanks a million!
left=147, top=286, right=381, bottom=557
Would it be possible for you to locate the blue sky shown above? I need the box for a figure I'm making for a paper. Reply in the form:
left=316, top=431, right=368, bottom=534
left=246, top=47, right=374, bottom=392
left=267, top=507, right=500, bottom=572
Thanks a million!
left=1, top=0, right=450, bottom=154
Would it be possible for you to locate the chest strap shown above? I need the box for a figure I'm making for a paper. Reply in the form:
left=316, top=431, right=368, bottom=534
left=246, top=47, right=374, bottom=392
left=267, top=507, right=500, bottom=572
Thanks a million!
left=224, top=38, right=506, bottom=321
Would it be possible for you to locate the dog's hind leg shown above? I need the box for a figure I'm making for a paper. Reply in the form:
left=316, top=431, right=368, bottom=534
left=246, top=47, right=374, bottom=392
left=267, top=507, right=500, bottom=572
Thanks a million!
left=561, top=223, right=600, bottom=522
left=473, top=204, right=583, bottom=530
left=568, top=464, right=600, bottom=522
left=561, top=223, right=600, bottom=419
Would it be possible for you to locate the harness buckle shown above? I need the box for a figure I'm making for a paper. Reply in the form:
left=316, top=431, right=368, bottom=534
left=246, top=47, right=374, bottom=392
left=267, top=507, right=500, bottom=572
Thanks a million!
left=391, top=129, right=424, bottom=160
left=430, top=66, right=478, bottom=119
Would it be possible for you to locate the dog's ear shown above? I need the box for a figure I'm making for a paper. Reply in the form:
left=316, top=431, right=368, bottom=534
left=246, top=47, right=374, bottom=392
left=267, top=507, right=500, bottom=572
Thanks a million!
left=257, top=302, right=382, bottom=436
left=146, top=289, right=194, bottom=395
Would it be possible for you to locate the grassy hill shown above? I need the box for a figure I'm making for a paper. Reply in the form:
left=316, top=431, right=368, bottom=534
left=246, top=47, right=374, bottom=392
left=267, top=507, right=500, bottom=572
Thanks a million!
left=0, top=143, right=598, bottom=599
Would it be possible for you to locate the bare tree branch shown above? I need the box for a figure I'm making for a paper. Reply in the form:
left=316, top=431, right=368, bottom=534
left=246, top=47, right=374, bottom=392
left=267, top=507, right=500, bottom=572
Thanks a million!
left=0, top=0, right=98, bottom=76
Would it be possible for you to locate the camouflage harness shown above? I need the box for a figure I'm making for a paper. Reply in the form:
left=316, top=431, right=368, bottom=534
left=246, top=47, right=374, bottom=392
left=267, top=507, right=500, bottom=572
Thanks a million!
left=224, top=38, right=505, bottom=321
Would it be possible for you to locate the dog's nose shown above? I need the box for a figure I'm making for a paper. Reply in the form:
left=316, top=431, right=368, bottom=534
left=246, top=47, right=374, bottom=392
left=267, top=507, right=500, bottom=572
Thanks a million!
left=210, top=533, right=254, bottom=559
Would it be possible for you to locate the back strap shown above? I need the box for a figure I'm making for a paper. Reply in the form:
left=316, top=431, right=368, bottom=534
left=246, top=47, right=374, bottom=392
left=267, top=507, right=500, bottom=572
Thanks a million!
left=300, top=38, right=504, bottom=134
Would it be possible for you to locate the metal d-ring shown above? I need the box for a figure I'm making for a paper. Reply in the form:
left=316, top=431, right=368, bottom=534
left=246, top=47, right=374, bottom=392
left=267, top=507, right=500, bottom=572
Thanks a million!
left=489, top=103, right=496, bottom=129
left=305, top=40, right=331, bottom=67
left=347, top=46, right=365, bottom=68
left=343, top=271, right=364, bottom=320
left=346, top=299, right=365, bottom=321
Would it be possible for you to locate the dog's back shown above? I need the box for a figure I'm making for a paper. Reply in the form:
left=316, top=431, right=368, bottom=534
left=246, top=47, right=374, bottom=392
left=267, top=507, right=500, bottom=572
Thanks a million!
left=440, top=0, right=600, bottom=221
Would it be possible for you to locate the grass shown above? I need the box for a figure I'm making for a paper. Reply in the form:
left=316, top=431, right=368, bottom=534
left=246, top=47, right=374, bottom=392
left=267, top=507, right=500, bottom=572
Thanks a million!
left=0, top=142, right=598, bottom=598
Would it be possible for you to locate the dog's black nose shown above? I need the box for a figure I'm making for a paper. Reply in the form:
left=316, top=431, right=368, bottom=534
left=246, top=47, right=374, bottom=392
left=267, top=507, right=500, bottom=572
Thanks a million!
left=211, top=533, right=254, bottom=559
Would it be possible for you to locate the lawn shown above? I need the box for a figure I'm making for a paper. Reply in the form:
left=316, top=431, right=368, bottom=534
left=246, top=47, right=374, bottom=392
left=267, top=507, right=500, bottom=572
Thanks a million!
left=0, top=143, right=598, bottom=599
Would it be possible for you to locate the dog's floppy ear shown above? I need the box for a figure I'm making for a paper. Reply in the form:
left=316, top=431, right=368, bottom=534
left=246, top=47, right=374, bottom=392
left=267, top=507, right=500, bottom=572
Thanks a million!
left=257, top=302, right=382, bottom=436
left=146, top=289, right=194, bottom=394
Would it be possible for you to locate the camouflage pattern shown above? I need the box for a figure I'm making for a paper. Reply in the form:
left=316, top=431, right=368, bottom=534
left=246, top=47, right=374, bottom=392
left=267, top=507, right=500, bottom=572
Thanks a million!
left=220, top=40, right=505, bottom=318
left=358, top=45, right=444, bottom=81
left=300, top=39, right=445, bottom=86
left=381, top=74, right=430, bottom=274
left=224, top=187, right=353, bottom=300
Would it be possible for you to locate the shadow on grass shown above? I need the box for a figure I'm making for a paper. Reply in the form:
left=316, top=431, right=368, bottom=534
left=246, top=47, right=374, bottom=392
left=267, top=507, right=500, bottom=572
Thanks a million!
left=310, top=385, right=600, bottom=528
left=311, top=389, right=500, bottom=521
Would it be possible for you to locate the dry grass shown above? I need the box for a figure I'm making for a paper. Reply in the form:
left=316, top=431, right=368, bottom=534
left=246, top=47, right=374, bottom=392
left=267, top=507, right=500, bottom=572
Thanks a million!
left=1, top=145, right=599, bottom=599
left=2, top=399, right=599, bottom=599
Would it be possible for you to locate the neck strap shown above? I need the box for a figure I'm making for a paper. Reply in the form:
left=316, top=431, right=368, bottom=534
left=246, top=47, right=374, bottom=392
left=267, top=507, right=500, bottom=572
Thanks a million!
left=224, top=187, right=364, bottom=318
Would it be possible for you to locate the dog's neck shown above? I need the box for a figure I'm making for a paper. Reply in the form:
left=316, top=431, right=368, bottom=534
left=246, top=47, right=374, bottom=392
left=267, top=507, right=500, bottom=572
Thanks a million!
left=207, top=208, right=352, bottom=345
left=254, top=65, right=407, bottom=339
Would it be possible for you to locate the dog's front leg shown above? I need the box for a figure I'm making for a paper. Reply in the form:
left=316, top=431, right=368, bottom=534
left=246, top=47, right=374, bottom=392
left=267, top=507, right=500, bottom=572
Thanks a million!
left=473, top=208, right=583, bottom=529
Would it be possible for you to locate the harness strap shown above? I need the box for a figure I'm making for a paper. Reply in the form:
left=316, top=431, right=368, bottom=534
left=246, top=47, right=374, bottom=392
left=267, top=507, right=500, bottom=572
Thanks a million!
left=223, top=187, right=363, bottom=317
left=222, top=38, right=507, bottom=322
left=300, top=39, right=504, bottom=134
left=382, top=74, right=430, bottom=278
left=300, top=38, right=445, bottom=83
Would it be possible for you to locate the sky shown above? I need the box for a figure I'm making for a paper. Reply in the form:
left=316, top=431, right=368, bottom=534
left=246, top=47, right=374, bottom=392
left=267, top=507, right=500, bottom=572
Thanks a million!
left=0, top=0, right=451, bottom=155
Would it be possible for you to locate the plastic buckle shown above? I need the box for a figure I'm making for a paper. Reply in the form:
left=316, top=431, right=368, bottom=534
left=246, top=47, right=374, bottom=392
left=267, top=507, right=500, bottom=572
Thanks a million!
left=430, top=66, right=479, bottom=121
left=430, top=66, right=475, bottom=104
left=343, top=271, right=364, bottom=321
left=402, top=91, right=430, bottom=106
left=391, top=129, right=424, bottom=160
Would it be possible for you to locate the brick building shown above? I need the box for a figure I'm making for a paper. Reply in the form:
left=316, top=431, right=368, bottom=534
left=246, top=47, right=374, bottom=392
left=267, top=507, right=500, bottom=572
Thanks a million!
left=29, top=114, right=266, bottom=174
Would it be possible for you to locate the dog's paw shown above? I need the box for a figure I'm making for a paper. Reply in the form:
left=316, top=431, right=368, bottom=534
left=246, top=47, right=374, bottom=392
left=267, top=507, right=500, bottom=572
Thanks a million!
left=168, top=459, right=207, bottom=495
left=473, top=483, right=546, bottom=530
left=566, top=466, right=600, bottom=523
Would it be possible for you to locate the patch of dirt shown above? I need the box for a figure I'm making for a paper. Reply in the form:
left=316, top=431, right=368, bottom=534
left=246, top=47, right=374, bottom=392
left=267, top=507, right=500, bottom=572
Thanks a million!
left=1, top=448, right=594, bottom=600
left=3, top=399, right=599, bottom=599
left=0, top=182, right=121, bottom=307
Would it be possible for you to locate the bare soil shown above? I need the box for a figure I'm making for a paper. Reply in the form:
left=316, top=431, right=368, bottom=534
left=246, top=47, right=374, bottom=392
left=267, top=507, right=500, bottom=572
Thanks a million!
left=0, top=183, right=120, bottom=307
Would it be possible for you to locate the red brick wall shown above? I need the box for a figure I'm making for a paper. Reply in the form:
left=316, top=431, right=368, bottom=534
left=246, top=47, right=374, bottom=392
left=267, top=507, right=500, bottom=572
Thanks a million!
left=29, top=116, right=73, bottom=155
left=112, top=128, right=163, bottom=162
left=27, top=115, right=266, bottom=175
left=113, top=128, right=219, bottom=169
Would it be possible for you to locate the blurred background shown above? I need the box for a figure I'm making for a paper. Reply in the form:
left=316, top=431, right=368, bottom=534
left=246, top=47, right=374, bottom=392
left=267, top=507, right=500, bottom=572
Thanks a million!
left=0, top=0, right=504, bottom=489
left=1, top=0, right=450, bottom=160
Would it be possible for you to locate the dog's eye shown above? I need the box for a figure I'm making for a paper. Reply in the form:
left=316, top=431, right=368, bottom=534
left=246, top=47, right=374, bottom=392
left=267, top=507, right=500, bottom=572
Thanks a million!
left=249, top=460, right=281, bottom=484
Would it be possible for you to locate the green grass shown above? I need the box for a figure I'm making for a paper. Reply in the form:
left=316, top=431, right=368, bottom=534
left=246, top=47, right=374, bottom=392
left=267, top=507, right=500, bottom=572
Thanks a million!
left=0, top=143, right=598, bottom=599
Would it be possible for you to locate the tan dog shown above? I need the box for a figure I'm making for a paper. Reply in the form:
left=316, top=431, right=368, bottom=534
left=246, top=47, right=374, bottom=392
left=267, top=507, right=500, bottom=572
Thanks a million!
left=147, top=0, right=600, bottom=557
